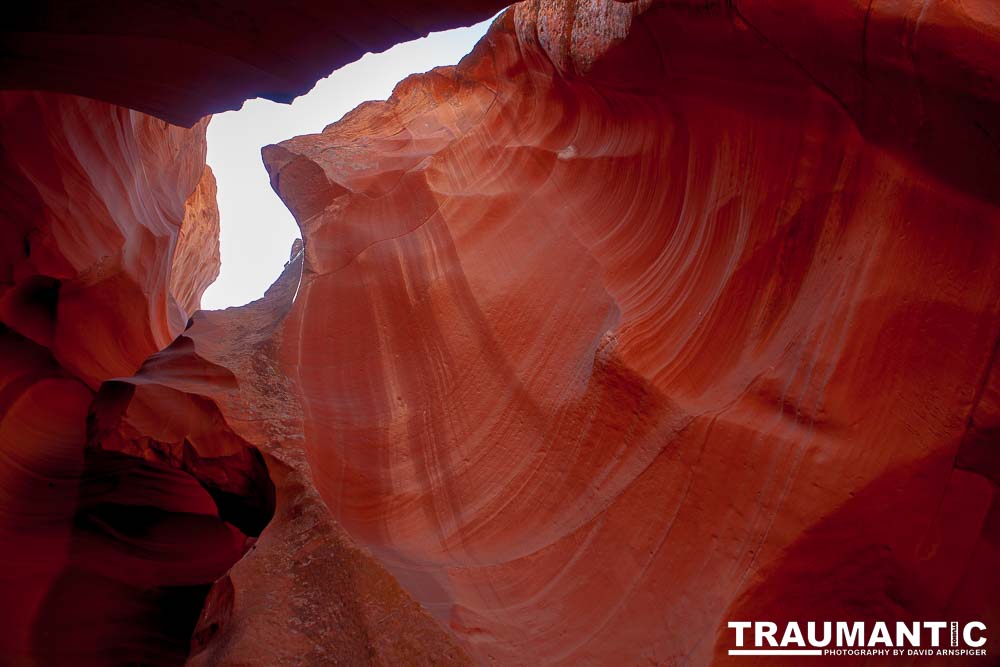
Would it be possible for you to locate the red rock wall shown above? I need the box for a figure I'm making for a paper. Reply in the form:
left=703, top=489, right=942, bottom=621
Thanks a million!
left=121, top=255, right=472, bottom=665
left=1, top=0, right=999, bottom=665
left=0, top=90, right=234, bottom=663
left=0, top=93, right=216, bottom=386
left=0, top=2, right=515, bottom=662
left=262, top=2, right=1000, bottom=664
left=171, top=168, right=221, bottom=316
left=0, top=88, right=466, bottom=662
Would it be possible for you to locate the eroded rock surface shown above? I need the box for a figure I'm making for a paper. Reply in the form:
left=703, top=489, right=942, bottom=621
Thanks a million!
left=0, top=87, right=466, bottom=663
left=1, top=1, right=999, bottom=665
left=0, top=92, right=217, bottom=386
left=0, top=91, right=233, bottom=664
left=261, top=2, right=1000, bottom=664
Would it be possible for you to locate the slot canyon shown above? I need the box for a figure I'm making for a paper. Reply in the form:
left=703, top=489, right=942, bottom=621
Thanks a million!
left=1, top=1, right=998, bottom=665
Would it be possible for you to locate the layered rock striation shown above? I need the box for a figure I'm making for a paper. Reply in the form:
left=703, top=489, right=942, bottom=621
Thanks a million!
left=0, top=88, right=468, bottom=663
left=0, top=91, right=230, bottom=664
left=262, top=2, right=1000, bottom=664
left=0, top=0, right=998, bottom=665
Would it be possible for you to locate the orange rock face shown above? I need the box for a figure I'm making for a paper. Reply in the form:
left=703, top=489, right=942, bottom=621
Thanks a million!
left=171, top=168, right=221, bottom=316
left=0, top=87, right=463, bottom=662
left=261, top=2, right=1000, bottom=664
left=133, top=256, right=472, bottom=666
left=0, top=1, right=521, bottom=660
left=1, top=0, right=999, bottom=665
left=0, top=93, right=217, bottom=386
left=0, top=92, right=233, bottom=664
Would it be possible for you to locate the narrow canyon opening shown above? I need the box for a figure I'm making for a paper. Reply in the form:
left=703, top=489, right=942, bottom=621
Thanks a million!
left=0, top=15, right=502, bottom=666
left=200, top=19, right=493, bottom=310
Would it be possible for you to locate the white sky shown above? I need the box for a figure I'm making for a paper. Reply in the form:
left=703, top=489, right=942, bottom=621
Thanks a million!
left=201, top=18, right=493, bottom=310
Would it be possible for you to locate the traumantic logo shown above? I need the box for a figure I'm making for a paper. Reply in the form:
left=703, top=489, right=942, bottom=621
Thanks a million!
left=727, top=621, right=988, bottom=657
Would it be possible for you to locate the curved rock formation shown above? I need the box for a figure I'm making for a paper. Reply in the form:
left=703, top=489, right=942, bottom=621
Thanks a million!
left=1, top=0, right=999, bottom=665
left=262, top=2, right=1000, bottom=664
left=0, top=87, right=465, bottom=662
left=145, top=254, right=471, bottom=666
left=0, top=92, right=217, bottom=386
left=0, top=1, right=520, bottom=660
left=171, top=168, right=221, bottom=316
left=0, top=90, right=233, bottom=664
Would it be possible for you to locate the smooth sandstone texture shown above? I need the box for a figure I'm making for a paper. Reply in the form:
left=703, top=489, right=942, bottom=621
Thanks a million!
left=0, top=0, right=998, bottom=665
left=0, top=2, right=518, bottom=662
left=0, top=93, right=218, bottom=387
left=138, top=254, right=471, bottom=666
left=0, top=90, right=464, bottom=663
left=261, top=2, right=1000, bottom=664
left=0, top=92, right=233, bottom=664
left=172, top=168, right=222, bottom=316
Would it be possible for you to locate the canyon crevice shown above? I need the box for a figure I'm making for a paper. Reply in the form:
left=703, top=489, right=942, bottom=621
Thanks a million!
left=1, top=1, right=998, bottom=665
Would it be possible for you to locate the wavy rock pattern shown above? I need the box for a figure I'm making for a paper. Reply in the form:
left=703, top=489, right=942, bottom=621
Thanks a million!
left=0, top=88, right=465, bottom=662
left=0, top=92, right=216, bottom=386
left=0, top=1, right=519, bottom=661
left=150, top=255, right=471, bottom=666
left=0, top=0, right=999, bottom=665
left=0, top=92, right=233, bottom=664
left=172, top=168, right=221, bottom=316
left=262, top=2, right=1000, bottom=664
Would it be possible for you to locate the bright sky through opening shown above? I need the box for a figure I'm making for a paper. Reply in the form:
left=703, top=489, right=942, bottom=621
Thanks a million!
left=201, top=18, right=494, bottom=310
